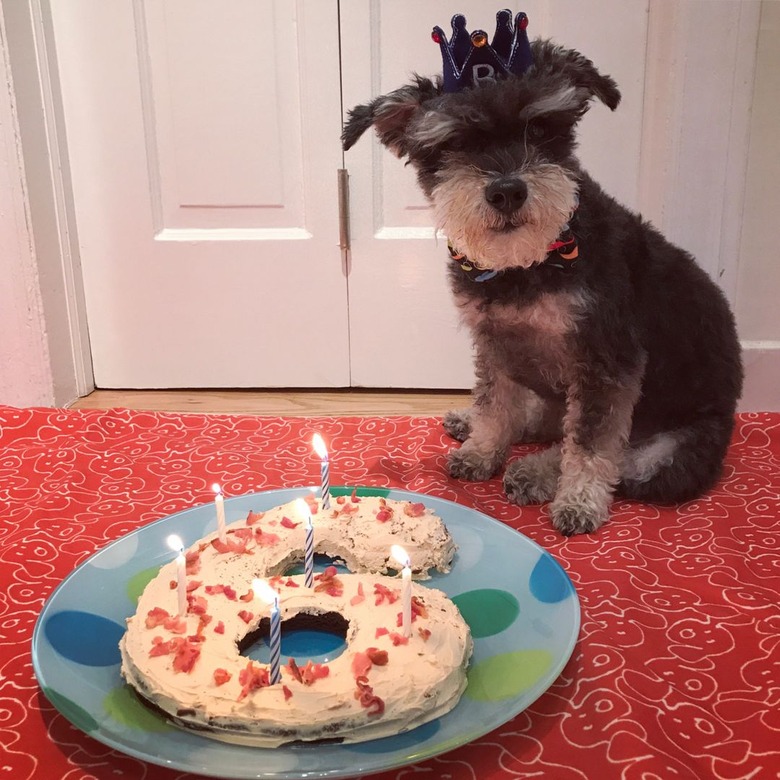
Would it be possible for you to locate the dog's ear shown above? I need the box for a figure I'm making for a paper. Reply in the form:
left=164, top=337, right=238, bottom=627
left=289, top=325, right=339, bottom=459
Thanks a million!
left=530, top=40, right=621, bottom=110
left=342, top=75, right=440, bottom=156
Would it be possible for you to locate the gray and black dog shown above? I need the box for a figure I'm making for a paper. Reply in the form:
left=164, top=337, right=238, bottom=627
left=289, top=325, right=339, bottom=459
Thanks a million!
left=342, top=11, right=742, bottom=535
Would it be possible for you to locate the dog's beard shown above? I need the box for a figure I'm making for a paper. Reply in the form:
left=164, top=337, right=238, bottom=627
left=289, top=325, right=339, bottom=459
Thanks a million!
left=431, top=164, right=579, bottom=270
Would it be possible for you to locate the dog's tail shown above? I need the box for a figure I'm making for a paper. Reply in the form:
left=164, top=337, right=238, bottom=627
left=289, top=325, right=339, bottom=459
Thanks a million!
left=618, top=416, right=736, bottom=503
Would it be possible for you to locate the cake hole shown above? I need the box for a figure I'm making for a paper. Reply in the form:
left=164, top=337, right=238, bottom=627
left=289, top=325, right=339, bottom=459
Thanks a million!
left=238, top=611, right=349, bottom=665
left=282, top=553, right=349, bottom=577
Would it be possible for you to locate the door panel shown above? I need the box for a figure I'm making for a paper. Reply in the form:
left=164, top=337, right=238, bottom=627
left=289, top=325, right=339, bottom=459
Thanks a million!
left=52, top=0, right=348, bottom=388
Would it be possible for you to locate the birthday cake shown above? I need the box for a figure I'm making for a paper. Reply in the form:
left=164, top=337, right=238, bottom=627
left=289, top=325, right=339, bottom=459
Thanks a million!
left=119, top=493, right=473, bottom=746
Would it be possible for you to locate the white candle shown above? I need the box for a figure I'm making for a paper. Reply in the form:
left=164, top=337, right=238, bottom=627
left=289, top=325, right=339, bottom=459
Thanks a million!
left=167, top=534, right=187, bottom=616
left=297, top=498, right=315, bottom=588
left=253, top=579, right=281, bottom=684
left=391, top=544, right=412, bottom=637
left=212, top=483, right=227, bottom=542
left=312, top=433, right=331, bottom=510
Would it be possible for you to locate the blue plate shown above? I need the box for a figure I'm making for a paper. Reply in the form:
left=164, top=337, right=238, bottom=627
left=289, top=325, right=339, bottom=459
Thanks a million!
left=32, top=487, right=580, bottom=779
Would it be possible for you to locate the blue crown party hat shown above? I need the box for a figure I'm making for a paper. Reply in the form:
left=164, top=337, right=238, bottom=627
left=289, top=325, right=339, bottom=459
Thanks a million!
left=432, top=9, right=533, bottom=93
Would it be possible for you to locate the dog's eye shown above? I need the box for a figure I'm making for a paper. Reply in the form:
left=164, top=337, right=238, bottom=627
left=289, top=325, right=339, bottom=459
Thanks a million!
left=526, top=123, right=546, bottom=141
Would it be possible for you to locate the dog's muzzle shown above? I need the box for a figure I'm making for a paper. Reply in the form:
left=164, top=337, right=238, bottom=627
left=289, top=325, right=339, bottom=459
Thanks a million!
left=485, top=176, right=528, bottom=216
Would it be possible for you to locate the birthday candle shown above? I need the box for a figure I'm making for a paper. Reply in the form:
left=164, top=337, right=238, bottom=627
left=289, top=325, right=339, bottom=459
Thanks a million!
left=391, top=545, right=412, bottom=637
left=297, top=498, right=315, bottom=588
left=212, top=483, right=227, bottom=543
left=269, top=596, right=281, bottom=684
left=253, top=580, right=281, bottom=684
left=167, top=534, right=187, bottom=616
left=312, top=434, right=331, bottom=509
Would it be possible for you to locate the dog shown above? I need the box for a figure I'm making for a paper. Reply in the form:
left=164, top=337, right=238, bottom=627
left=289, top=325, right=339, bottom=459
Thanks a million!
left=342, top=11, right=743, bottom=535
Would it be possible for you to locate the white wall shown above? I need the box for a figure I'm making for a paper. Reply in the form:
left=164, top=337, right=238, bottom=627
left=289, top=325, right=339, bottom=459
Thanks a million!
left=0, top=0, right=92, bottom=408
left=736, top=1, right=780, bottom=410
left=0, top=5, right=53, bottom=407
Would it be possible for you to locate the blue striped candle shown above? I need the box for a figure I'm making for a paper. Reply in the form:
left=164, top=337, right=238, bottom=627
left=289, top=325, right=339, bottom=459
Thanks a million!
left=253, top=580, right=282, bottom=685
left=269, top=597, right=281, bottom=684
left=312, top=434, right=331, bottom=510
left=304, top=520, right=314, bottom=588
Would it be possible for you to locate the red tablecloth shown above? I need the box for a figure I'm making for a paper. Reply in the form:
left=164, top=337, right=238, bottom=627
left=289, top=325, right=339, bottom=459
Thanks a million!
left=1, top=405, right=778, bottom=779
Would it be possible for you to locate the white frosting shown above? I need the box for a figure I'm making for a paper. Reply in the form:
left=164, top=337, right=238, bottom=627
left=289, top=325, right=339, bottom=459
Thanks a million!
left=120, top=495, right=472, bottom=746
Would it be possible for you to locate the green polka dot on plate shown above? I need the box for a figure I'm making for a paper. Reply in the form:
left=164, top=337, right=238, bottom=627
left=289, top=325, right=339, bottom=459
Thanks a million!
left=451, top=589, right=520, bottom=638
left=465, top=650, right=553, bottom=702
left=104, top=685, right=173, bottom=732
left=43, top=687, right=99, bottom=733
left=127, top=566, right=160, bottom=602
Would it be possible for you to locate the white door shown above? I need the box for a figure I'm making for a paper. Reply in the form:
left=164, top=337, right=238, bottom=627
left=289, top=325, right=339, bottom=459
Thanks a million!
left=52, top=0, right=649, bottom=390
left=51, top=0, right=349, bottom=388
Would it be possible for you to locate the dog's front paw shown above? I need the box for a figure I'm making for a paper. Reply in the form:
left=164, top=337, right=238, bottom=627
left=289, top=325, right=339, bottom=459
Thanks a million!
left=550, top=498, right=609, bottom=536
left=503, top=451, right=559, bottom=505
left=442, top=409, right=471, bottom=442
left=447, top=446, right=503, bottom=482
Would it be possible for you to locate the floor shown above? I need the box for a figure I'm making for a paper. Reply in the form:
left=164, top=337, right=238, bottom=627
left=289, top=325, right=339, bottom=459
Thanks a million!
left=70, top=389, right=471, bottom=417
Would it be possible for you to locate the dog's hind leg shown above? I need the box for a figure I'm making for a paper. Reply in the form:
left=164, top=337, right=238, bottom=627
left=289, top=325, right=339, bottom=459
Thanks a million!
left=618, top=416, right=735, bottom=502
left=547, top=364, right=644, bottom=535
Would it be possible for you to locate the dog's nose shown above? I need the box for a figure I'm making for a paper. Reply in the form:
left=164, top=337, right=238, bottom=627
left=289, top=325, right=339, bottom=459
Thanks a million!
left=485, top=177, right=528, bottom=216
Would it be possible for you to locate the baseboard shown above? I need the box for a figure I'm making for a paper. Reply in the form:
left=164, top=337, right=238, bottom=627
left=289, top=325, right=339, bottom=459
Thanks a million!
left=740, top=342, right=780, bottom=411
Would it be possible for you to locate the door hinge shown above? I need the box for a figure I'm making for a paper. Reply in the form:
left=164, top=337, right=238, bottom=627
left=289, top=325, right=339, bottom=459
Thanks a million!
left=337, top=168, right=350, bottom=252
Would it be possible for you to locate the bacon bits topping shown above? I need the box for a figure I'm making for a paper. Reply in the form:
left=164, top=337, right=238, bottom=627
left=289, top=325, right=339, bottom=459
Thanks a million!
left=214, top=620, right=225, bottom=634
left=350, top=489, right=361, bottom=503
left=389, top=632, right=409, bottom=646
left=245, top=510, right=265, bottom=526
left=145, top=607, right=187, bottom=634
left=300, top=660, right=330, bottom=685
left=185, top=550, right=201, bottom=575
left=145, top=607, right=171, bottom=628
left=375, top=498, right=394, bottom=523
left=366, top=647, right=389, bottom=666
left=403, top=501, right=426, bottom=517
left=213, top=668, right=231, bottom=686
left=374, top=583, right=399, bottom=606
left=254, top=528, right=281, bottom=547
left=353, top=647, right=389, bottom=678
left=338, top=502, right=359, bottom=518
left=354, top=675, right=385, bottom=717
left=418, top=627, right=431, bottom=641
left=352, top=651, right=372, bottom=679
left=237, top=661, right=270, bottom=701
left=314, top=566, right=344, bottom=597
left=303, top=494, right=319, bottom=515
left=186, top=594, right=208, bottom=615
left=282, top=684, right=293, bottom=701
left=350, top=582, right=366, bottom=606
left=286, top=658, right=330, bottom=686
left=280, top=515, right=299, bottom=529
left=148, top=636, right=201, bottom=673
left=210, top=536, right=250, bottom=555
left=237, top=610, right=254, bottom=624
left=396, top=596, right=428, bottom=627
left=205, top=584, right=238, bottom=600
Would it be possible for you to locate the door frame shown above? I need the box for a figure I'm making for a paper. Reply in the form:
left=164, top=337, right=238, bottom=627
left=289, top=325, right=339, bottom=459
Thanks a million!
left=5, top=0, right=764, bottom=402
left=3, top=0, right=93, bottom=406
